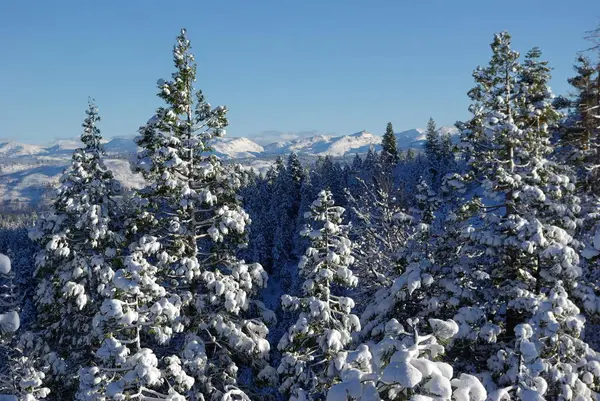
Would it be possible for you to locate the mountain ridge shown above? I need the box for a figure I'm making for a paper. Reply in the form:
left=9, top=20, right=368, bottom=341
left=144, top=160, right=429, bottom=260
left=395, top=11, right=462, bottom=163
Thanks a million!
left=0, top=126, right=458, bottom=160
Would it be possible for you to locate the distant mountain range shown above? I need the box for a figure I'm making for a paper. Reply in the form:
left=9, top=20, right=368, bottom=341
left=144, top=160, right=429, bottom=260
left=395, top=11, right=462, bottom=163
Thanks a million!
left=0, top=126, right=459, bottom=208
left=0, top=126, right=459, bottom=160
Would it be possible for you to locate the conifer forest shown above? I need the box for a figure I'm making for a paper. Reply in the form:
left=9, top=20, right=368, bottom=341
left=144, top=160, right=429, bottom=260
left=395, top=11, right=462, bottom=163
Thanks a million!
left=2, top=25, right=600, bottom=401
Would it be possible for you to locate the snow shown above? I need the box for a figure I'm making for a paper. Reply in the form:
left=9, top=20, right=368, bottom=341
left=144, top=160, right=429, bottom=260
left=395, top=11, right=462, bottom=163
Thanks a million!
left=0, top=311, right=20, bottom=333
left=429, top=319, right=459, bottom=340
left=0, top=141, right=48, bottom=157
left=451, top=374, right=487, bottom=401
left=0, top=254, right=11, bottom=274
left=211, top=137, right=264, bottom=159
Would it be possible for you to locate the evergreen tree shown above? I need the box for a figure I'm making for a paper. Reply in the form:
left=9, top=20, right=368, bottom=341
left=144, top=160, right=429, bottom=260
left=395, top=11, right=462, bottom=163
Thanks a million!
left=555, top=27, right=600, bottom=354
left=424, top=117, right=440, bottom=160
left=332, top=182, right=489, bottom=400
left=381, top=122, right=399, bottom=165
left=424, top=117, right=444, bottom=187
left=558, top=55, right=599, bottom=167
left=453, top=32, right=600, bottom=399
left=82, top=29, right=270, bottom=400
left=346, top=176, right=408, bottom=298
left=28, top=101, right=121, bottom=394
left=327, top=320, right=488, bottom=401
left=278, top=190, right=359, bottom=400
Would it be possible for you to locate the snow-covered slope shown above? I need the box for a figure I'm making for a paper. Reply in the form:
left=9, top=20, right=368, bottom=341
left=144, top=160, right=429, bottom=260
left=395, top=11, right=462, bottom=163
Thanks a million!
left=47, top=139, right=82, bottom=151
left=211, top=137, right=264, bottom=159
left=262, top=131, right=381, bottom=156
left=0, top=142, right=48, bottom=157
left=324, top=131, right=381, bottom=156
left=0, top=158, right=146, bottom=208
left=395, top=128, right=426, bottom=144
left=396, top=126, right=460, bottom=149
left=103, top=137, right=139, bottom=155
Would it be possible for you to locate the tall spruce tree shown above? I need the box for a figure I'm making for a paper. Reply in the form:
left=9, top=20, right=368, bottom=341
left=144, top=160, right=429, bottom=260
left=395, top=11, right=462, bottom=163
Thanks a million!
left=81, top=29, right=270, bottom=400
left=330, top=182, right=489, bottom=400
left=345, top=176, right=408, bottom=297
left=453, top=32, right=600, bottom=400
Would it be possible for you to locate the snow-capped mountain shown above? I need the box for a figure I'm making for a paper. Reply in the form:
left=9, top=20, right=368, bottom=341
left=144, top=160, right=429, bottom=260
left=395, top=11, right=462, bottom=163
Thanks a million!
left=0, top=142, right=48, bottom=157
left=211, top=137, right=264, bottom=159
left=0, top=126, right=459, bottom=161
left=103, top=136, right=139, bottom=154
left=0, top=126, right=458, bottom=207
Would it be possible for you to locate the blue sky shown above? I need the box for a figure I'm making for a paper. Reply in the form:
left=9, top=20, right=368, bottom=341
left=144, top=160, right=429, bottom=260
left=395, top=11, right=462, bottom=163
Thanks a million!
left=0, top=1, right=598, bottom=144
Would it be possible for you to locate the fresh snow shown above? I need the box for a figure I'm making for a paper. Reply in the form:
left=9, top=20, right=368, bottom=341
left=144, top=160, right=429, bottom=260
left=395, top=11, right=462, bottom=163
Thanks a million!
left=0, top=311, right=20, bottom=333
left=0, top=254, right=10, bottom=274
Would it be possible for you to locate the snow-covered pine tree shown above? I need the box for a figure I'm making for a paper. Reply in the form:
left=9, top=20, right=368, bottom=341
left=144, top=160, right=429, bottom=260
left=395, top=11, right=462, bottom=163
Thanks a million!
left=270, top=153, right=306, bottom=272
left=28, top=101, right=121, bottom=394
left=554, top=37, right=600, bottom=258
left=454, top=32, right=600, bottom=399
left=554, top=28, right=600, bottom=365
left=381, top=122, right=399, bottom=165
left=100, top=29, right=271, bottom=400
left=358, top=179, right=451, bottom=341
left=345, top=175, right=408, bottom=300
left=327, top=318, right=488, bottom=401
left=278, top=190, right=359, bottom=400
left=557, top=54, right=600, bottom=175
left=424, top=118, right=457, bottom=189
left=325, top=174, right=491, bottom=400
left=0, top=253, right=50, bottom=401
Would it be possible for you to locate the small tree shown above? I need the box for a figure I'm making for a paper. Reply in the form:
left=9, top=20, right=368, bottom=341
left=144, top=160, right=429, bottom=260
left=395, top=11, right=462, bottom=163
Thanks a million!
left=381, top=122, right=399, bottom=165
left=278, top=190, right=359, bottom=399
left=28, top=101, right=121, bottom=394
left=424, top=117, right=440, bottom=161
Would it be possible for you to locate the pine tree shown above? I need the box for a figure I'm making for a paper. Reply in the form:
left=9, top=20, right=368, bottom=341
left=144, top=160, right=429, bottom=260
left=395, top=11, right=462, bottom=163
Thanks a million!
left=82, top=29, right=270, bottom=400
left=332, top=180, right=489, bottom=400
left=327, top=320, right=488, bottom=401
left=381, top=122, right=399, bottom=165
left=345, top=176, right=408, bottom=297
left=424, top=117, right=440, bottom=160
left=28, top=101, right=121, bottom=394
left=424, top=117, right=444, bottom=187
left=558, top=55, right=599, bottom=166
left=278, top=190, right=359, bottom=400
left=453, top=32, right=600, bottom=399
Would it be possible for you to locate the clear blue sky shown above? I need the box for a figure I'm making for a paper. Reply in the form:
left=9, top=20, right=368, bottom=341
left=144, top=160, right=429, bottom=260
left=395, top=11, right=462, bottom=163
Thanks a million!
left=0, top=0, right=598, bottom=144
